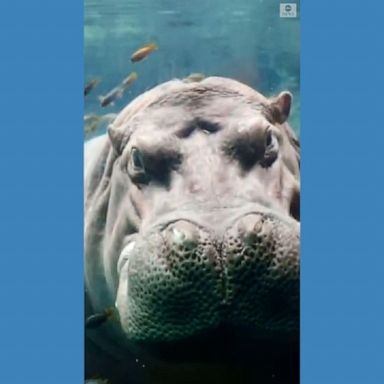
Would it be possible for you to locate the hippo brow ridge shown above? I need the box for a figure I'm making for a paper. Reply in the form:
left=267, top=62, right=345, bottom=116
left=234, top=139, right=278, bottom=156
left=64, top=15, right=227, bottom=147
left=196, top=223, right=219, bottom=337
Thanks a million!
left=108, top=78, right=291, bottom=158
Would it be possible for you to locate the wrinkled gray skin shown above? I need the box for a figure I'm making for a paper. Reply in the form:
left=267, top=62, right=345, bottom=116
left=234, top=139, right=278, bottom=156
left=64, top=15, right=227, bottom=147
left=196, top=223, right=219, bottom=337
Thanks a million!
left=85, top=77, right=300, bottom=384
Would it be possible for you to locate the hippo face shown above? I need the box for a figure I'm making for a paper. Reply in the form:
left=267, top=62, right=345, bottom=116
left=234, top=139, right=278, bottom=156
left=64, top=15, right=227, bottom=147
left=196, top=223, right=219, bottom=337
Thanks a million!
left=85, top=77, right=300, bottom=361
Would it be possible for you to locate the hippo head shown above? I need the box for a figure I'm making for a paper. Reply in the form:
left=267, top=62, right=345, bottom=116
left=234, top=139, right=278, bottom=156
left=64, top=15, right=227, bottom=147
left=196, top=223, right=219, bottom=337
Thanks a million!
left=85, top=77, right=300, bottom=364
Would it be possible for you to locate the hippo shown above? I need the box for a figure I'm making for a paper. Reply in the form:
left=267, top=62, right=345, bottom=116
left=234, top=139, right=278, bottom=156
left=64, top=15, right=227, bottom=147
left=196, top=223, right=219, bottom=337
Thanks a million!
left=84, top=77, right=300, bottom=384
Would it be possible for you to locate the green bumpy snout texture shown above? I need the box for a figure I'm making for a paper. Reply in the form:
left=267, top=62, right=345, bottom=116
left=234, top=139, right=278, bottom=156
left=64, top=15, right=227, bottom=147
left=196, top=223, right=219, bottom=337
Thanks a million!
left=116, top=214, right=299, bottom=342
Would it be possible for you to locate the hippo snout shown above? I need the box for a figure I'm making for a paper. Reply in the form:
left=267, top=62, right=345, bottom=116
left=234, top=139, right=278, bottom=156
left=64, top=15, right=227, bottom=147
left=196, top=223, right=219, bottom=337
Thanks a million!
left=116, top=213, right=299, bottom=342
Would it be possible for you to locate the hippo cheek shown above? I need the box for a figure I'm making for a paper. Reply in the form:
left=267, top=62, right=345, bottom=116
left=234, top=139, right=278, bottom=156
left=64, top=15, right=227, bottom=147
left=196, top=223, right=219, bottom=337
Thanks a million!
left=115, top=223, right=224, bottom=342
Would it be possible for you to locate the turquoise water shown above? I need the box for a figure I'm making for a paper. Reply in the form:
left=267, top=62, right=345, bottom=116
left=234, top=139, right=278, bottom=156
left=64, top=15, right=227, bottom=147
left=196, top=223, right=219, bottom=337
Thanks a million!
left=84, top=0, right=300, bottom=136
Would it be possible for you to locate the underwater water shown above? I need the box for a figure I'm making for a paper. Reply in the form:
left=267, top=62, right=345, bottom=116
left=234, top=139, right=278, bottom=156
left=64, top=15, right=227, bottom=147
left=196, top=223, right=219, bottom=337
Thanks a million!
left=84, top=0, right=300, bottom=138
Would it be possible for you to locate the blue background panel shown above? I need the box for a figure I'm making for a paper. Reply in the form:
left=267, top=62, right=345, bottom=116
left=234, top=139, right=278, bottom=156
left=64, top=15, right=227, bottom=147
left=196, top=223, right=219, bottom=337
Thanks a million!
left=0, top=1, right=83, bottom=383
left=0, top=1, right=383, bottom=383
left=301, top=1, right=384, bottom=383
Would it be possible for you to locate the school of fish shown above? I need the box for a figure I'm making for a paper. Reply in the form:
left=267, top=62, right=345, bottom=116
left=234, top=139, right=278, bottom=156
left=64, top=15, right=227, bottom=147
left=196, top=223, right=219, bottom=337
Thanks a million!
left=84, top=43, right=206, bottom=138
left=83, top=43, right=162, bottom=137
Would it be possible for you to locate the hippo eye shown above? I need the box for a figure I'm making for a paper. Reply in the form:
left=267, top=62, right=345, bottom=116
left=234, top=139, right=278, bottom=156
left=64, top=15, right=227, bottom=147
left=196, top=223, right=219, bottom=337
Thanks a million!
left=262, top=129, right=279, bottom=168
left=127, top=147, right=149, bottom=184
left=130, top=147, right=145, bottom=171
left=265, top=130, right=273, bottom=147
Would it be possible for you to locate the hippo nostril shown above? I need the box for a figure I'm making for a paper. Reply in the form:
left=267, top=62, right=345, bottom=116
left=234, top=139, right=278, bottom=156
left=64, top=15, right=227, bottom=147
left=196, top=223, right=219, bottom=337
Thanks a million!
left=253, top=218, right=264, bottom=234
left=165, top=220, right=200, bottom=250
left=237, top=214, right=264, bottom=237
left=235, top=214, right=275, bottom=246
left=172, top=228, right=187, bottom=244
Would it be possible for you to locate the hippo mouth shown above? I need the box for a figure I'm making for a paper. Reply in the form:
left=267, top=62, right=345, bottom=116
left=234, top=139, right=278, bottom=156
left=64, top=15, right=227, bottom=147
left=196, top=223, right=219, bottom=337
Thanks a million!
left=115, top=209, right=299, bottom=345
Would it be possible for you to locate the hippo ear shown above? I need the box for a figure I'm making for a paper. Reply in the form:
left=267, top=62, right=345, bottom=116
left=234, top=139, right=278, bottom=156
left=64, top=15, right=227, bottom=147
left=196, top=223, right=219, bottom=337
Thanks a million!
left=108, top=124, right=125, bottom=154
left=269, top=91, right=292, bottom=124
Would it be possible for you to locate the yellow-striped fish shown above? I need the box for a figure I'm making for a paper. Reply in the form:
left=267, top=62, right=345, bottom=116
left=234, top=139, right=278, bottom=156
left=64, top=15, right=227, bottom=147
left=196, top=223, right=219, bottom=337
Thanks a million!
left=130, top=43, right=158, bottom=62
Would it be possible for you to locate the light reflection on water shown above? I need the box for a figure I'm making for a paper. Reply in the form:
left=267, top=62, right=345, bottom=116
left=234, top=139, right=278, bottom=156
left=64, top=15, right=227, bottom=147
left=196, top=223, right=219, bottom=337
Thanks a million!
left=84, top=0, right=300, bottom=136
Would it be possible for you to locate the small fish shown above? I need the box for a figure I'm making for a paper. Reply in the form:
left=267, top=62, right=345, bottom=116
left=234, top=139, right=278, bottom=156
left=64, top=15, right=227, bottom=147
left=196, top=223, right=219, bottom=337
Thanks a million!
left=99, top=86, right=124, bottom=107
left=86, top=307, right=115, bottom=329
left=130, top=43, right=158, bottom=63
left=84, top=113, right=117, bottom=135
left=84, top=114, right=100, bottom=124
left=122, top=71, right=138, bottom=89
left=183, top=73, right=205, bottom=83
left=84, top=79, right=100, bottom=96
left=101, top=113, right=118, bottom=123
left=84, top=114, right=101, bottom=134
